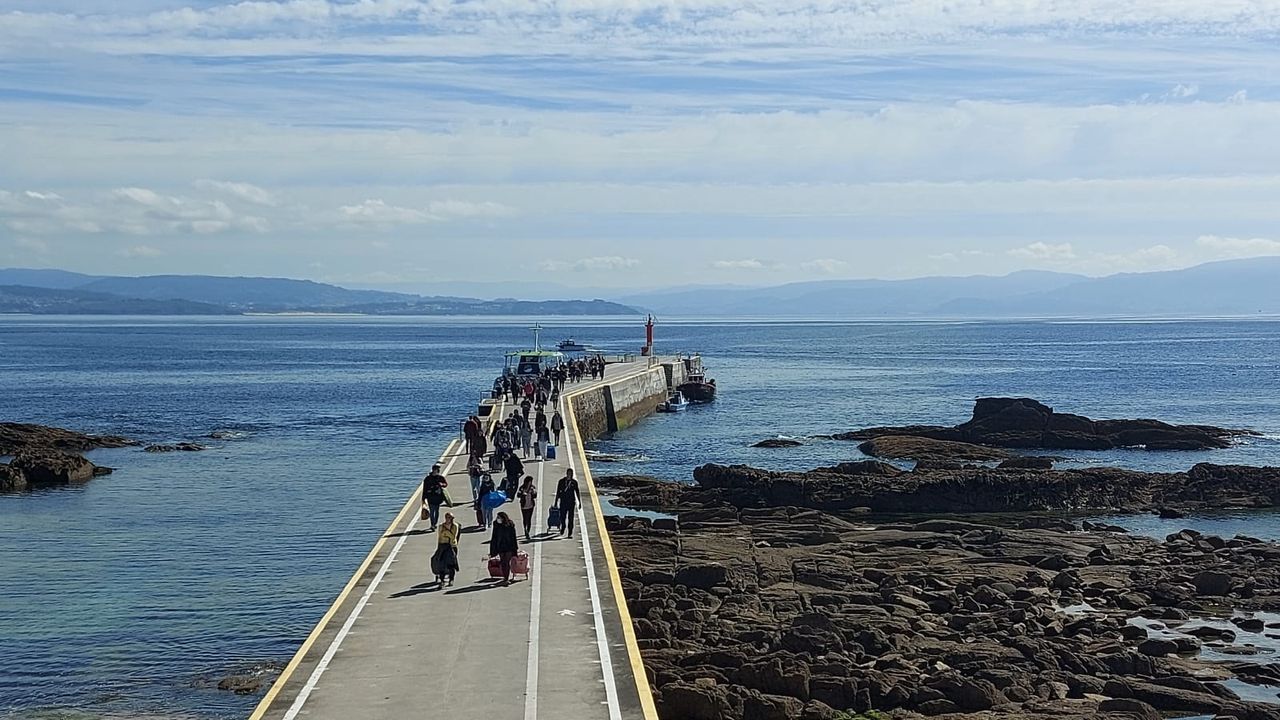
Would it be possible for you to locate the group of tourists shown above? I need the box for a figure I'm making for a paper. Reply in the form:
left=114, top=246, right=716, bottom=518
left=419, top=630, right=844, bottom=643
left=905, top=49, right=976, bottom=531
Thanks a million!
left=491, top=355, right=608, bottom=405
left=423, top=395, right=584, bottom=589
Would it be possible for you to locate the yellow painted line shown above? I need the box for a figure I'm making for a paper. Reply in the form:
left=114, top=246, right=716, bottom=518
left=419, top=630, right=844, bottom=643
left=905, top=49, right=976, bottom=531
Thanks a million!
left=564, top=363, right=662, bottom=720
left=249, top=437, right=462, bottom=720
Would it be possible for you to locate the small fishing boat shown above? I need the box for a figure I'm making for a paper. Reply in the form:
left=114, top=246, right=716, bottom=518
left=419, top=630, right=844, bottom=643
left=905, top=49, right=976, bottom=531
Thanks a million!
left=557, top=338, right=589, bottom=352
left=676, top=354, right=717, bottom=403
left=658, top=391, right=689, bottom=413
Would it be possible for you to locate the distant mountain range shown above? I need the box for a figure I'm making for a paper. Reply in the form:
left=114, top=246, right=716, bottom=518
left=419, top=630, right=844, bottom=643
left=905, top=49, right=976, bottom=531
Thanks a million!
left=4, top=257, right=1278, bottom=317
left=0, top=270, right=639, bottom=316
left=616, top=258, right=1280, bottom=318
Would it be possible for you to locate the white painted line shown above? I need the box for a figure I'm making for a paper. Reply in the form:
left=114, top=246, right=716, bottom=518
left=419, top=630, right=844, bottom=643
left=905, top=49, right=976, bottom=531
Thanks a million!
left=564, top=407, right=624, bottom=720
left=282, top=436, right=468, bottom=720
left=524, top=428, right=545, bottom=720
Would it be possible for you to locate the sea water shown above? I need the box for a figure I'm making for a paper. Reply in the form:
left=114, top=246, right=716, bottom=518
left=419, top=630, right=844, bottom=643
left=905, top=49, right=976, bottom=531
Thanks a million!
left=2, top=316, right=1279, bottom=719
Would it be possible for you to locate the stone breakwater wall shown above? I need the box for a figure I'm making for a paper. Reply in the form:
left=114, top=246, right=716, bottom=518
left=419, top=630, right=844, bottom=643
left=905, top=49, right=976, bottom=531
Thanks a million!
left=572, top=362, right=682, bottom=441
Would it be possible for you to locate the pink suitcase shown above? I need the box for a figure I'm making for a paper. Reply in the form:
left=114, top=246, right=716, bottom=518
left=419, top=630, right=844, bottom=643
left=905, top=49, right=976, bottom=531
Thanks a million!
left=511, top=551, right=530, bottom=578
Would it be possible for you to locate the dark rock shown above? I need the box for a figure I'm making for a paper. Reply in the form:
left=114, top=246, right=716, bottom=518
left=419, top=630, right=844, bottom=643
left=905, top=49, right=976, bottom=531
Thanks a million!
left=660, top=679, right=741, bottom=720
left=1231, top=617, right=1266, bottom=633
left=1097, top=698, right=1163, bottom=720
left=1137, top=638, right=1181, bottom=656
left=753, top=438, right=803, bottom=449
left=9, top=450, right=98, bottom=486
left=675, top=563, right=730, bottom=590
left=1195, top=571, right=1236, bottom=596
left=835, top=397, right=1250, bottom=452
left=0, top=465, right=26, bottom=492
left=1183, top=625, right=1237, bottom=643
left=1159, top=507, right=1188, bottom=519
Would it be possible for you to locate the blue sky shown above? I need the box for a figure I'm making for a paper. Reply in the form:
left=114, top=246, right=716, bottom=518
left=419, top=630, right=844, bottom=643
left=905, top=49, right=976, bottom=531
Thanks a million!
left=2, top=0, right=1280, bottom=288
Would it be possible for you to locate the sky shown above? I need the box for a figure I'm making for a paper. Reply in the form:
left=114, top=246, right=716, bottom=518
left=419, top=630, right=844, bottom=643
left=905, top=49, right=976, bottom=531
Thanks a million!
left=3, top=1, right=1280, bottom=289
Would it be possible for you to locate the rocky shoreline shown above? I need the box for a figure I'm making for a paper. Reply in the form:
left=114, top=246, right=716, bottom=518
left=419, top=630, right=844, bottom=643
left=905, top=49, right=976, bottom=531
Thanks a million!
left=601, top=400, right=1280, bottom=719
left=608, top=503, right=1280, bottom=720
left=0, top=422, right=136, bottom=492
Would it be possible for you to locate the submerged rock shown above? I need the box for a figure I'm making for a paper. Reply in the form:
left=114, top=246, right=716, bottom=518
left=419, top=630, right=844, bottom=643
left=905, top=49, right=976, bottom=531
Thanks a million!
left=753, top=438, right=804, bottom=448
left=144, top=442, right=207, bottom=453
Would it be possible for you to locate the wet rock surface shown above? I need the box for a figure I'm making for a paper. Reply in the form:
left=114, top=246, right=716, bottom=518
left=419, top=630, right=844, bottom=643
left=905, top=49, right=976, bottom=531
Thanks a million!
left=835, top=397, right=1254, bottom=452
left=856, top=435, right=1012, bottom=464
left=191, top=660, right=286, bottom=696
left=607, top=461, right=1280, bottom=516
left=144, top=442, right=208, bottom=453
left=755, top=438, right=805, bottom=448
left=609, top=506, right=1280, bottom=720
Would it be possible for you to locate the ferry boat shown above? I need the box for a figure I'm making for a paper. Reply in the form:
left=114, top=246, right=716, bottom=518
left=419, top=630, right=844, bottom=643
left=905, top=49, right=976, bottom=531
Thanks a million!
left=676, top=354, right=717, bottom=403
left=500, top=324, right=566, bottom=378
left=556, top=338, right=590, bottom=353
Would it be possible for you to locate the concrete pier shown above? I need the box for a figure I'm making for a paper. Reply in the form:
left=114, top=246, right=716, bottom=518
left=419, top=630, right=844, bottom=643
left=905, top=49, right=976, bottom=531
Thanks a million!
left=249, top=359, right=670, bottom=720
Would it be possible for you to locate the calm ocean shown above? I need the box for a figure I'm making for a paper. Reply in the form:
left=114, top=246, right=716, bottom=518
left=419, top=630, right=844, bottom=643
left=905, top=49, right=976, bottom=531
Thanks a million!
left=2, top=316, right=1280, bottom=719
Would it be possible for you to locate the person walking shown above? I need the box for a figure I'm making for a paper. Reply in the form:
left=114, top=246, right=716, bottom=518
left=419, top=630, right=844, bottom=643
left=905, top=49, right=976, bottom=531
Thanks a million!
left=519, top=419, right=533, bottom=458
left=468, top=458, right=484, bottom=505
left=421, top=464, right=448, bottom=532
left=502, top=451, right=524, bottom=498
left=489, top=511, right=520, bottom=586
left=535, top=423, right=550, bottom=461
left=463, top=415, right=479, bottom=454
left=554, top=468, right=581, bottom=538
left=550, top=410, right=564, bottom=445
left=516, top=475, right=538, bottom=540
left=476, top=473, right=497, bottom=529
left=432, top=512, right=461, bottom=587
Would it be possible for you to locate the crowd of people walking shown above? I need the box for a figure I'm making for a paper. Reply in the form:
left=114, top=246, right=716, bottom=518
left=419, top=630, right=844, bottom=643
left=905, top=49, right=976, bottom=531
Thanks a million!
left=426, top=358, right=603, bottom=590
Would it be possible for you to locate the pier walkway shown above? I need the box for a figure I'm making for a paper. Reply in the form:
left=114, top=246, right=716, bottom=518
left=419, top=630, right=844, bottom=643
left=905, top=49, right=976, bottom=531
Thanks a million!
left=250, top=360, right=659, bottom=720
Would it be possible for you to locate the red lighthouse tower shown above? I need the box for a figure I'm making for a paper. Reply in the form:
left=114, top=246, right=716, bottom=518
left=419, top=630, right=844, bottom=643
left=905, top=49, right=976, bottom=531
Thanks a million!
left=641, top=314, right=655, bottom=356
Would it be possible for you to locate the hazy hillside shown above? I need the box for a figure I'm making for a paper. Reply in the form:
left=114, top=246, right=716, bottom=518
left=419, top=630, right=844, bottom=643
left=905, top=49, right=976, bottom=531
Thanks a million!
left=0, top=269, right=100, bottom=289
left=941, top=257, right=1280, bottom=316
left=620, top=270, right=1086, bottom=316
left=77, top=275, right=418, bottom=310
left=0, top=285, right=233, bottom=315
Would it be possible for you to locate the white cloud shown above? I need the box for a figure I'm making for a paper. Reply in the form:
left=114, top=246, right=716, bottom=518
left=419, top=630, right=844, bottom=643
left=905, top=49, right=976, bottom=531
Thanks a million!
left=1007, top=242, right=1077, bottom=262
left=1195, top=235, right=1280, bottom=259
left=538, top=256, right=640, bottom=272
left=799, top=258, right=848, bottom=275
left=1171, top=83, right=1199, bottom=98
left=338, top=198, right=512, bottom=225
left=711, top=259, right=767, bottom=270
left=194, top=180, right=278, bottom=206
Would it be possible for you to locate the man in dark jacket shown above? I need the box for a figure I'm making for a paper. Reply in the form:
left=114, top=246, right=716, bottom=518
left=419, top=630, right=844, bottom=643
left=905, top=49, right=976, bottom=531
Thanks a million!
left=554, top=468, right=581, bottom=538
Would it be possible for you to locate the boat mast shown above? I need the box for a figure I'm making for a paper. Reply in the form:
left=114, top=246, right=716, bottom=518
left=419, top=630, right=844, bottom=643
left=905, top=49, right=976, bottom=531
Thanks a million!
left=530, top=323, right=543, bottom=352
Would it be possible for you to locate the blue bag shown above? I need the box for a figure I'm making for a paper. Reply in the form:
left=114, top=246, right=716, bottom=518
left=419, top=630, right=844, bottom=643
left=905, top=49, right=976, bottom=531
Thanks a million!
left=483, top=490, right=508, bottom=509
left=547, top=505, right=562, bottom=528
left=546, top=444, right=557, bottom=460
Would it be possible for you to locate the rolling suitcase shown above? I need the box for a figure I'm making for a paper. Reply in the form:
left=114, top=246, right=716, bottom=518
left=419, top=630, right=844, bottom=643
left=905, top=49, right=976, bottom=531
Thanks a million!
left=545, top=444, right=557, bottom=460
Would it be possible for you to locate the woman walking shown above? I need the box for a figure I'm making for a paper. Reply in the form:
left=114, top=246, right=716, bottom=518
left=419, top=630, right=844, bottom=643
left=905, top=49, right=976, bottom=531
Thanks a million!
left=535, top=423, right=551, bottom=461
left=554, top=468, right=581, bottom=538
left=516, top=475, right=538, bottom=541
left=519, top=419, right=533, bottom=459
left=489, top=511, right=520, bottom=586
left=432, top=512, right=461, bottom=587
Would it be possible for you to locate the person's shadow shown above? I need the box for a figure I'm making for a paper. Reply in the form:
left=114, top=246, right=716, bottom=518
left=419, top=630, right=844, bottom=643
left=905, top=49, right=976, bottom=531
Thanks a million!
left=389, top=581, right=440, bottom=599
left=444, top=579, right=513, bottom=595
